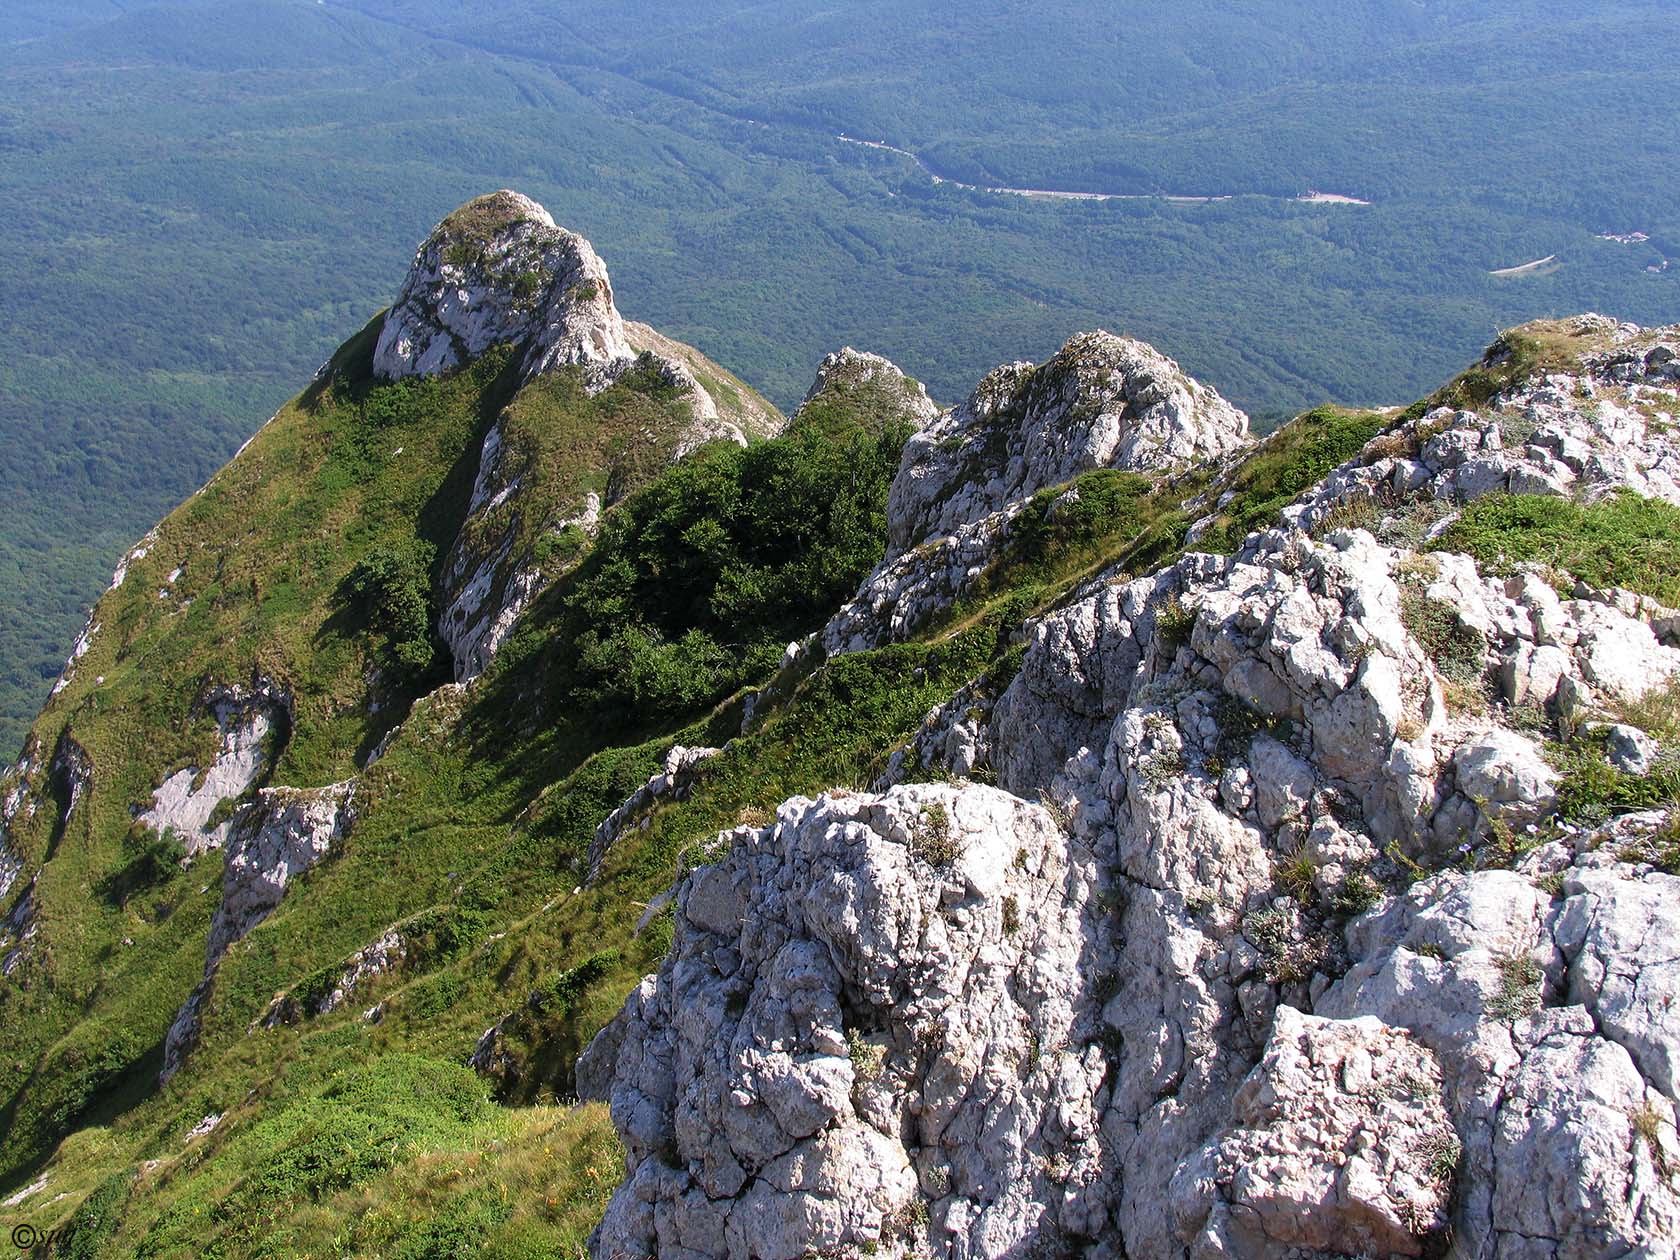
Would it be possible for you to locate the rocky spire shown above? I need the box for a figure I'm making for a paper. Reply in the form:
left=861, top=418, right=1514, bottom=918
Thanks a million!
left=373, top=190, right=631, bottom=383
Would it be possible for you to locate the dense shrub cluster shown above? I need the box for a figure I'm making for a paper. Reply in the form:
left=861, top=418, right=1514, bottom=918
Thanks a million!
left=551, top=413, right=913, bottom=722
left=347, top=540, right=441, bottom=677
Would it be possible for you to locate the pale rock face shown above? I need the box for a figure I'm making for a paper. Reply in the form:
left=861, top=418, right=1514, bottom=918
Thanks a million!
left=891, top=332, right=1249, bottom=552
left=0, top=757, right=32, bottom=906
left=1, top=883, right=37, bottom=977
left=161, top=781, right=354, bottom=1081
left=992, top=530, right=1678, bottom=862
left=1321, top=845, right=1680, bottom=1256
left=0, top=841, right=17, bottom=911
left=1, top=749, right=45, bottom=973
left=823, top=331, right=1250, bottom=655
left=137, top=680, right=288, bottom=855
left=207, top=783, right=354, bottom=966
left=374, top=190, right=629, bottom=383
left=582, top=784, right=1108, bottom=1260
left=1172, top=1006, right=1456, bottom=1257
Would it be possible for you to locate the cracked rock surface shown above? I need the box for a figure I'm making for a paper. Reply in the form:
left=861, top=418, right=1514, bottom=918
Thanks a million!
left=374, top=189, right=630, bottom=384
left=590, top=518, right=1680, bottom=1259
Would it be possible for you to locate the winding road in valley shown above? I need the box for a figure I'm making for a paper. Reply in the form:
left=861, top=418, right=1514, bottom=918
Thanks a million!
left=837, top=135, right=1373, bottom=207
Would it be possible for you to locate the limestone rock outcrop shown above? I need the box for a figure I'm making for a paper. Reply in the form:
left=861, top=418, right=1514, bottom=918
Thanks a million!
left=802, top=347, right=940, bottom=427
left=823, top=331, right=1249, bottom=655
left=1283, top=317, right=1680, bottom=540
left=1172, top=1006, right=1457, bottom=1257
left=589, top=512, right=1680, bottom=1258
left=161, top=780, right=354, bottom=1081
left=374, top=190, right=630, bottom=383
left=137, top=679, right=288, bottom=855
left=586, top=745, right=723, bottom=884
left=582, top=784, right=1108, bottom=1260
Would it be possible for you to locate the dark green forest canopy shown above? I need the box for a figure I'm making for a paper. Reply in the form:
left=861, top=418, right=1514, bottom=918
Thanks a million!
left=1, top=0, right=1677, bottom=754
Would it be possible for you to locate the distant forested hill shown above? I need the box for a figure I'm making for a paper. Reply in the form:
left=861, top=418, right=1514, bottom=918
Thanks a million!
left=0, top=0, right=1676, bottom=755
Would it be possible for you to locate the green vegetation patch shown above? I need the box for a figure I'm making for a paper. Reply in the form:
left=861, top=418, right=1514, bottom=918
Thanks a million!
left=1424, top=322, right=1616, bottom=414
left=1551, top=727, right=1680, bottom=825
left=1194, top=406, right=1387, bottom=553
left=1428, top=492, right=1680, bottom=607
left=494, top=407, right=913, bottom=731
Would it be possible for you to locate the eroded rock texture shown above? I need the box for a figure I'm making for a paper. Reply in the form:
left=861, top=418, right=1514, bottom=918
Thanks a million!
left=161, top=781, right=354, bottom=1081
left=588, top=520, right=1680, bottom=1260
left=824, top=331, right=1250, bottom=655
left=374, top=189, right=630, bottom=383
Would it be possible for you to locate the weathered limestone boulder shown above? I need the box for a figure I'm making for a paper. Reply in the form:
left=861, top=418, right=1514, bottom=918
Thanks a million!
left=1320, top=842, right=1680, bottom=1256
left=582, top=784, right=1109, bottom=1260
left=888, top=332, right=1249, bottom=551
left=1172, top=1006, right=1456, bottom=1257
left=395, top=194, right=787, bottom=682
left=1286, top=317, right=1680, bottom=538
left=802, top=347, right=939, bottom=426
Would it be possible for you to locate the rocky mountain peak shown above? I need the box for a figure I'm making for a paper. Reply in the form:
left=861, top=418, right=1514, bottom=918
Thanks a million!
left=820, top=329, right=1252, bottom=654
left=373, top=190, right=631, bottom=383
left=890, top=330, right=1250, bottom=552
left=801, top=347, right=940, bottom=426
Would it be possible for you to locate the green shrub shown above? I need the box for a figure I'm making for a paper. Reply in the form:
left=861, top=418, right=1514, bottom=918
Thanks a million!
left=533, top=412, right=912, bottom=726
left=1212, top=693, right=1290, bottom=762
left=228, top=1056, right=491, bottom=1214
left=1489, top=953, right=1543, bottom=1020
left=1552, top=730, right=1680, bottom=823
left=1398, top=587, right=1485, bottom=684
left=1155, top=596, right=1197, bottom=650
left=911, top=802, right=959, bottom=866
left=54, top=1168, right=135, bottom=1260
left=1011, top=468, right=1152, bottom=563
left=96, top=824, right=188, bottom=907
left=347, top=540, right=440, bottom=677
left=1331, top=870, right=1382, bottom=917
